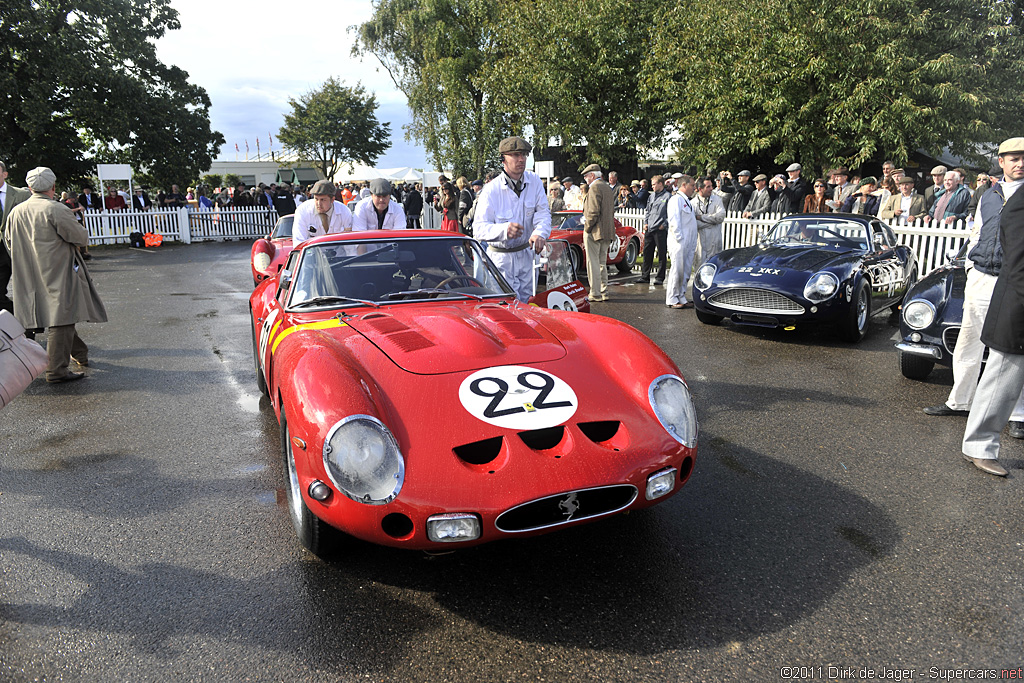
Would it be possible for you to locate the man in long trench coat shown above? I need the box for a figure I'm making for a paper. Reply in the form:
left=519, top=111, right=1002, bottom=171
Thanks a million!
left=3, top=167, right=107, bottom=383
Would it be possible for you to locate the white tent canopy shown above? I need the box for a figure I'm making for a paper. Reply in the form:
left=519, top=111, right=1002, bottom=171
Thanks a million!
left=333, top=164, right=450, bottom=186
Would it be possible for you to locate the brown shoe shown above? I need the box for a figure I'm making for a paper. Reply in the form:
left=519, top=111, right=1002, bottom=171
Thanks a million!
left=962, top=453, right=1008, bottom=477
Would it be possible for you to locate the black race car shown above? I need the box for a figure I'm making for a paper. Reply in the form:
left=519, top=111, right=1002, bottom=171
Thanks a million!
left=895, top=244, right=967, bottom=379
left=693, top=213, right=917, bottom=342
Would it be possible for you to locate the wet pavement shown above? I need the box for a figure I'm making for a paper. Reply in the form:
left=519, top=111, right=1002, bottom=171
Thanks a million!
left=1, top=242, right=1021, bottom=681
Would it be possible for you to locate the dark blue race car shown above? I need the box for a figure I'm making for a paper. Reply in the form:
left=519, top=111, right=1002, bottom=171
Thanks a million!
left=895, top=244, right=967, bottom=379
left=693, top=213, right=918, bottom=342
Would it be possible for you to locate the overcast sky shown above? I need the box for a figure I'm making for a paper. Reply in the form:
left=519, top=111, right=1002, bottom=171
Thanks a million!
left=155, top=0, right=429, bottom=170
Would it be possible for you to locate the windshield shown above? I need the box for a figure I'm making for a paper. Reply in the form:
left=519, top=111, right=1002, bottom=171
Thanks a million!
left=540, top=239, right=575, bottom=289
left=764, top=218, right=869, bottom=250
left=271, top=215, right=294, bottom=239
left=556, top=215, right=584, bottom=231
left=287, top=237, right=514, bottom=309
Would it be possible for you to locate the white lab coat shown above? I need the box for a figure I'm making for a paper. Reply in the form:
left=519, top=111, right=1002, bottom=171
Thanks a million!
left=473, top=171, right=552, bottom=301
left=292, top=199, right=354, bottom=244
left=665, top=192, right=698, bottom=306
left=352, top=197, right=406, bottom=231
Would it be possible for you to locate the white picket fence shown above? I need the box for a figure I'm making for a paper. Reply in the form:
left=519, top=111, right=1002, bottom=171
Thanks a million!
left=81, top=206, right=278, bottom=245
left=83, top=205, right=970, bottom=276
left=612, top=208, right=971, bottom=276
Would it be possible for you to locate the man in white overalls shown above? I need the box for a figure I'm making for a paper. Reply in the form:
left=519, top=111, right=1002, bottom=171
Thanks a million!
left=472, top=136, right=551, bottom=302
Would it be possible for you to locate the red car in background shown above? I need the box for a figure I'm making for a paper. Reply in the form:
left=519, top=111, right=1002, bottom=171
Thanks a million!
left=249, top=231, right=698, bottom=556
left=550, top=211, right=642, bottom=276
left=250, top=214, right=294, bottom=285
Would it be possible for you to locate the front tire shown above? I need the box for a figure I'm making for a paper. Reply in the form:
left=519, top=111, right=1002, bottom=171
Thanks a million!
left=695, top=308, right=723, bottom=325
left=616, top=238, right=640, bottom=273
left=838, top=279, right=871, bottom=342
left=251, top=312, right=268, bottom=397
left=898, top=349, right=935, bottom=380
left=281, top=405, right=340, bottom=559
left=569, top=245, right=585, bottom=276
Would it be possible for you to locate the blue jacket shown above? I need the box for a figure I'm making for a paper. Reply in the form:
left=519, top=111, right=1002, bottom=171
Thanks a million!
left=928, top=184, right=971, bottom=221
left=968, top=184, right=1007, bottom=277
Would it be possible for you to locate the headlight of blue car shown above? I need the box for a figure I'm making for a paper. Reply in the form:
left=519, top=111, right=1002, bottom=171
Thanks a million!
left=649, top=375, right=698, bottom=448
left=323, top=415, right=405, bottom=504
left=695, top=263, right=716, bottom=291
left=803, top=272, right=839, bottom=302
left=902, top=299, right=936, bottom=330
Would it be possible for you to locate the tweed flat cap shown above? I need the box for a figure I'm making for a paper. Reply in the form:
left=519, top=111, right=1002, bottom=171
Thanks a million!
left=369, top=178, right=392, bottom=196
left=737, top=170, right=751, bottom=177
left=786, top=163, right=802, bottom=172
left=26, top=167, right=56, bottom=192
left=858, top=176, right=878, bottom=188
left=310, top=180, right=336, bottom=196
left=582, top=163, right=602, bottom=175
left=930, top=165, right=948, bottom=175
left=898, top=175, right=915, bottom=184
left=498, top=136, right=531, bottom=155
left=752, top=173, right=768, bottom=182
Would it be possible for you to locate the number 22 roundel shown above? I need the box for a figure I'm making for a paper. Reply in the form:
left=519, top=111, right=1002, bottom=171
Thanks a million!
left=458, top=366, right=578, bottom=429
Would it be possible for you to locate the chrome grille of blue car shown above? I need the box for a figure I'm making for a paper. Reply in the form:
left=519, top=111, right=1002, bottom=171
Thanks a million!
left=943, top=326, right=960, bottom=354
left=709, top=288, right=804, bottom=315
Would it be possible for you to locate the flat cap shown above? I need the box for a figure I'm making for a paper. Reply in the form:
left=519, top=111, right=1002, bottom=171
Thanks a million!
left=737, top=170, right=751, bottom=177
left=897, top=175, right=915, bottom=184
left=858, top=176, right=878, bottom=188
left=26, top=167, right=56, bottom=192
left=671, top=172, right=684, bottom=179
left=998, top=137, right=1024, bottom=156
left=631, top=180, right=641, bottom=186
left=786, top=163, right=802, bottom=172
left=471, top=179, right=483, bottom=188
left=833, top=166, right=849, bottom=176
left=498, top=136, right=531, bottom=155
left=369, top=178, right=392, bottom=196
left=930, top=165, right=948, bottom=175
left=752, top=173, right=768, bottom=182
left=582, top=163, right=602, bottom=175
left=561, top=177, right=574, bottom=184
left=310, top=180, right=336, bottom=196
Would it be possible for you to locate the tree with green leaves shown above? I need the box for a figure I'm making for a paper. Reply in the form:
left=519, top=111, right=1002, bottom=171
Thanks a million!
left=644, top=0, right=1024, bottom=173
left=481, top=0, right=665, bottom=168
left=277, top=78, right=391, bottom=181
left=0, top=0, right=223, bottom=187
left=354, top=0, right=509, bottom=179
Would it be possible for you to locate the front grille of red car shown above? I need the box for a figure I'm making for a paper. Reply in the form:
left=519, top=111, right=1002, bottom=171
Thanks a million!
left=943, top=326, right=960, bottom=354
left=709, top=288, right=804, bottom=315
left=495, top=485, right=638, bottom=533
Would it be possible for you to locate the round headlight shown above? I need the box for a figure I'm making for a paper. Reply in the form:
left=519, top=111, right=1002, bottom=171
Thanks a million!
left=695, top=264, right=716, bottom=291
left=649, top=375, right=698, bottom=448
left=902, top=300, right=936, bottom=330
left=322, top=415, right=404, bottom=504
left=803, top=272, right=839, bottom=301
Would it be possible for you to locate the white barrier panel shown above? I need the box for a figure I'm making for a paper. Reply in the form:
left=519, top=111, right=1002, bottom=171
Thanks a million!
left=82, top=207, right=278, bottom=245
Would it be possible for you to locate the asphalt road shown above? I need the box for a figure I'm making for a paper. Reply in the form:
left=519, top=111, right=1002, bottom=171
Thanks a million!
left=2, top=242, right=1021, bottom=682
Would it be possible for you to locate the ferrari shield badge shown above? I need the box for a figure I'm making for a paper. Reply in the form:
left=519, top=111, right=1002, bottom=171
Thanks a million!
left=459, top=365, right=578, bottom=429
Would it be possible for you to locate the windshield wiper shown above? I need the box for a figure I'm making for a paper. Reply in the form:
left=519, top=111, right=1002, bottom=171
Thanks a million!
left=379, top=288, right=484, bottom=301
left=291, top=295, right=380, bottom=309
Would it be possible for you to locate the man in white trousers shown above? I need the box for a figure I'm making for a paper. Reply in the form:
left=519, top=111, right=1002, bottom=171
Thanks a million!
left=665, top=175, right=698, bottom=309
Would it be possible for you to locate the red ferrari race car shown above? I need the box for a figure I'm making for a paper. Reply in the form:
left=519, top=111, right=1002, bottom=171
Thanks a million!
left=249, top=230, right=698, bottom=555
left=250, top=214, right=294, bottom=286
left=550, top=211, right=643, bottom=276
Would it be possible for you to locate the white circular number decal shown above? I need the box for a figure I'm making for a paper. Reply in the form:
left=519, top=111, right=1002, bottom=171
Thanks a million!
left=459, top=366, right=578, bottom=429
left=545, top=291, right=578, bottom=312
left=607, top=235, right=622, bottom=259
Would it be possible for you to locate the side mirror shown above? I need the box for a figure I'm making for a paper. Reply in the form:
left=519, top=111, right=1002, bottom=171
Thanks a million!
left=946, top=247, right=960, bottom=262
left=873, top=233, right=885, bottom=248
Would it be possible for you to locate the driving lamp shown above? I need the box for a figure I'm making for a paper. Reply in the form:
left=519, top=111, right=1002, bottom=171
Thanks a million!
left=426, top=513, right=481, bottom=542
